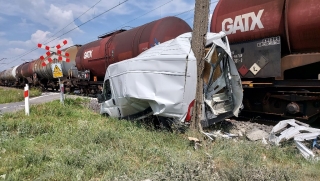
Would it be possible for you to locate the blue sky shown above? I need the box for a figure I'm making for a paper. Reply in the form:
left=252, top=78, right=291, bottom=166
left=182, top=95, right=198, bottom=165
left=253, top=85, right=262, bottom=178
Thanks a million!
left=0, top=0, right=217, bottom=71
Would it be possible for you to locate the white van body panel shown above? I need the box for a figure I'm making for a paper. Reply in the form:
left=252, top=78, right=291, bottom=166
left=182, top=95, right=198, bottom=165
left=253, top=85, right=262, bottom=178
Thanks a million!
left=100, top=32, right=243, bottom=126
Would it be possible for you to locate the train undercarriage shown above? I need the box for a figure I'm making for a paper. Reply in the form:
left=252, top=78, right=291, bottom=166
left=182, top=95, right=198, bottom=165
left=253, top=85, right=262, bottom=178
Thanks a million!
left=229, top=37, right=320, bottom=123
left=241, top=80, right=320, bottom=123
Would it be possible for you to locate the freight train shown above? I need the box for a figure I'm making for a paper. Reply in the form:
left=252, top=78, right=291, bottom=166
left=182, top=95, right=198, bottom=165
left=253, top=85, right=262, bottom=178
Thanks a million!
left=210, top=0, right=320, bottom=122
left=0, top=16, right=192, bottom=95
left=1, top=0, right=320, bottom=123
left=74, top=16, right=192, bottom=95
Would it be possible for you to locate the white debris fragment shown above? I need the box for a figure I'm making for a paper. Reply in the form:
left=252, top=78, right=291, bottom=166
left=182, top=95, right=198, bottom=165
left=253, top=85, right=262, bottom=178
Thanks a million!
left=269, top=119, right=320, bottom=145
left=238, top=130, right=243, bottom=137
left=295, top=132, right=320, bottom=142
left=261, top=137, right=268, bottom=145
left=201, top=131, right=215, bottom=141
left=188, top=137, right=200, bottom=142
left=0, top=174, right=6, bottom=179
left=295, top=141, right=316, bottom=160
left=188, top=137, right=202, bottom=150
left=269, top=119, right=320, bottom=160
left=201, top=130, right=238, bottom=140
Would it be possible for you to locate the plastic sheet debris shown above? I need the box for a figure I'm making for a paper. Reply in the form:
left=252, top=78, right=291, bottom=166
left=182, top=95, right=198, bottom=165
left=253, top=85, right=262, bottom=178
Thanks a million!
left=269, top=119, right=320, bottom=160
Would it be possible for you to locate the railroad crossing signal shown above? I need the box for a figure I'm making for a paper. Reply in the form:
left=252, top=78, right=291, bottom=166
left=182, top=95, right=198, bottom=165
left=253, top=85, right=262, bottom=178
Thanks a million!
left=37, top=40, right=70, bottom=66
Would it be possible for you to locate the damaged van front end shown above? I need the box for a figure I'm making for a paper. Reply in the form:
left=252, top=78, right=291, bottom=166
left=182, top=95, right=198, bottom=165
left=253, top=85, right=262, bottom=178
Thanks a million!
left=97, top=32, right=243, bottom=128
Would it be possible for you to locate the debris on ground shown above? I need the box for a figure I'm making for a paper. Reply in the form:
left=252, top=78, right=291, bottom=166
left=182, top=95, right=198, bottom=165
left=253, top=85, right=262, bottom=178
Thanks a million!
left=201, top=130, right=238, bottom=140
left=226, top=119, right=273, bottom=136
left=188, top=137, right=200, bottom=142
left=269, top=119, right=320, bottom=160
left=0, top=174, right=6, bottom=179
left=189, top=118, right=320, bottom=161
left=188, top=137, right=202, bottom=150
left=88, top=102, right=320, bottom=162
left=198, top=119, right=273, bottom=142
left=246, top=129, right=269, bottom=141
left=261, top=137, right=268, bottom=145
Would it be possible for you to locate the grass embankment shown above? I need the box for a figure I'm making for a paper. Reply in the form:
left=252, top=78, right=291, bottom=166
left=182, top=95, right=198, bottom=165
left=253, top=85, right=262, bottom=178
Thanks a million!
left=0, top=87, right=42, bottom=104
left=0, top=98, right=320, bottom=180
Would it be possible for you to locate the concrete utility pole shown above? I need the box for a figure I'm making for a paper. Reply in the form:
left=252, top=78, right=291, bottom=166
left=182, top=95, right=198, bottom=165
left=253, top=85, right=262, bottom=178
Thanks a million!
left=190, top=0, right=210, bottom=130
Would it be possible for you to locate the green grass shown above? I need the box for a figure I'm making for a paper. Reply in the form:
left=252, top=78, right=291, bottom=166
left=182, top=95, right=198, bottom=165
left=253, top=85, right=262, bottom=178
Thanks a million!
left=0, top=87, right=42, bottom=104
left=0, top=98, right=319, bottom=180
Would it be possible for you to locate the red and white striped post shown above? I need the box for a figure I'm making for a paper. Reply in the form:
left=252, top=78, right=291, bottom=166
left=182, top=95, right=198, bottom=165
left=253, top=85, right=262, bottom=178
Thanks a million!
left=24, top=84, right=29, bottom=116
left=60, top=81, right=64, bottom=104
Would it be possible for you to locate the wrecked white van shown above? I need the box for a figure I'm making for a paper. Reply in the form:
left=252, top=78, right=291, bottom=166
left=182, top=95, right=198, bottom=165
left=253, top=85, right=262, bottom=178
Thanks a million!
left=97, top=32, right=243, bottom=128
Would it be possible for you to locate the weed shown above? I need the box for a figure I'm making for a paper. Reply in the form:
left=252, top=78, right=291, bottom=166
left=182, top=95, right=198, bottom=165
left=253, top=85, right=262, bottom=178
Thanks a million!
left=0, top=98, right=319, bottom=180
left=0, top=87, right=42, bottom=104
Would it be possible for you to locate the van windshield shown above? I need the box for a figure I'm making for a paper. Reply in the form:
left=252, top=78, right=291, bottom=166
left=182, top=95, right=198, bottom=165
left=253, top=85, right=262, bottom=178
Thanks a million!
left=103, top=79, right=112, bottom=100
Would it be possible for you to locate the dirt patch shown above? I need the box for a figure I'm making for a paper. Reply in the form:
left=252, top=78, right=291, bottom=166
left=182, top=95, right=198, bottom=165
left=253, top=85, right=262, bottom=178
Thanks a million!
left=200, top=118, right=275, bottom=143
left=206, top=119, right=273, bottom=137
left=228, top=119, right=273, bottom=134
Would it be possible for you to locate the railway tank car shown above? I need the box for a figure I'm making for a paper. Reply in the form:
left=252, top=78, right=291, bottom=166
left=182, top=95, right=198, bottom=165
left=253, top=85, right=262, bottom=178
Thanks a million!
left=75, top=16, right=192, bottom=94
left=1, top=45, right=81, bottom=90
left=210, top=0, right=320, bottom=122
left=20, top=61, right=36, bottom=83
left=14, top=62, right=30, bottom=87
left=0, top=66, right=19, bottom=86
left=0, top=70, right=5, bottom=85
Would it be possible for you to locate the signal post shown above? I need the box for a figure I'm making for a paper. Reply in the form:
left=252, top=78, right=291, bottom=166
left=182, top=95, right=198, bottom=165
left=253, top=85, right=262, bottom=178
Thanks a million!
left=52, top=63, right=64, bottom=104
left=37, top=40, right=69, bottom=105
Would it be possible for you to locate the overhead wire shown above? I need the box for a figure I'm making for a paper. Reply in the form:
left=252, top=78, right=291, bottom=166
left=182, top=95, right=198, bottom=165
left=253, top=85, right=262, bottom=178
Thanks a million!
left=182, top=0, right=219, bottom=23
left=45, top=0, right=103, bottom=44
left=78, top=0, right=175, bottom=46
left=3, top=0, right=176, bottom=69
left=2, top=0, right=218, bottom=70
left=41, top=0, right=129, bottom=47
left=2, top=0, right=129, bottom=69
left=115, top=0, right=174, bottom=30
left=173, top=0, right=218, bottom=18
left=173, top=8, right=194, bottom=17
left=7, top=0, right=103, bottom=62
